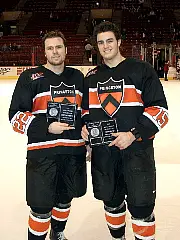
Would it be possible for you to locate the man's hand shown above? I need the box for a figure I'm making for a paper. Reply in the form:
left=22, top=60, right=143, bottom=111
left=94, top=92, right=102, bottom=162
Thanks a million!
left=48, top=122, right=73, bottom=134
left=81, top=125, right=89, bottom=141
left=108, top=132, right=136, bottom=150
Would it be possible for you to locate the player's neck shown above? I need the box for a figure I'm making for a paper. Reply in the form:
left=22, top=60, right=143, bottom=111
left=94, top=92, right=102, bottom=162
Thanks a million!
left=44, top=62, right=65, bottom=74
left=104, top=53, right=126, bottom=68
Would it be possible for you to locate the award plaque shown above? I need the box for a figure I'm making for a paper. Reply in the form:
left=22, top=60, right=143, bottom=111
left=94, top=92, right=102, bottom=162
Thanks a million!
left=46, top=102, right=61, bottom=122
left=59, top=103, right=77, bottom=127
left=47, top=102, right=77, bottom=127
left=87, top=119, right=118, bottom=147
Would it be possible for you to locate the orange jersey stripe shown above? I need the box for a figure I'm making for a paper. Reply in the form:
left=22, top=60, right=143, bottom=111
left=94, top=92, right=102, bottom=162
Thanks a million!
left=75, top=94, right=82, bottom=107
left=123, top=88, right=143, bottom=104
left=27, top=141, right=85, bottom=151
left=29, top=216, right=50, bottom=233
left=33, top=95, right=51, bottom=112
left=149, top=135, right=155, bottom=139
left=32, top=94, right=82, bottom=112
left=82, top=109, right=89, bottom=115
left=135, top=135, right=154, bottom=142
left=89, top=91, right=100, bottom=105
left=145, top=106, right=161, bottom=116
left=132, top=223, right=155, bottom=237
left=105, top=214, right=126, bottom=226
left=89, top=88, right=143, bottom=105
left=52, top=209, right=70, bottom=219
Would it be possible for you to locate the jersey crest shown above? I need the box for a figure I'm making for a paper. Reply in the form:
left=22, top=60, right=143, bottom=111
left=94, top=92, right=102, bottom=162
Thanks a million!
left=97, top=77, right=124, bottom=117
left=50, top=82, right=76, bottom=104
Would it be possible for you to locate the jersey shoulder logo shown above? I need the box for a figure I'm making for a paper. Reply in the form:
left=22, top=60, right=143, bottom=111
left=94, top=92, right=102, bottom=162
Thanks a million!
left=31, top=72, right=44, bottom=80
left=86, top=67, right=98, bottom=77
left=97, top=77, right=124, bottom=117
left=50, top=82, right=76, bottom=103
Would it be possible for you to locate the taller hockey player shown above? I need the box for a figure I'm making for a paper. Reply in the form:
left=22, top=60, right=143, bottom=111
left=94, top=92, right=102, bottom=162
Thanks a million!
left=9, top=31, right=87, bottom=240
left=81, top=21, right=168, bottom=240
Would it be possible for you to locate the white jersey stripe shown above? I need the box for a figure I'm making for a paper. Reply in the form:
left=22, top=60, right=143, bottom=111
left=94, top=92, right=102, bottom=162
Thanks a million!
left=51, top=216, right=68, bottom=221
left=32, top=108, right=82, bottom=114
left=134, top=233, right=155, bottom=240
left=10, top=111, right=21, bottom=124
left=30, top=212, right=51, bottom=223
left=24, top=115, right=35, bottom=135
left=89, top=102, right=143, bottom=108
left=28, top=227, right=49, bottom=236
left=75, top=90, right=83, bottom=96
left=153, top=105, right=168, bottom=113
left=82, top=112, right=89, bottom=117
left=105, top=211, right=126, bottom=218
left=132, top=219, right=155, bottom=227
left=33, top=91, right=50, bottom=102
left=53, top=207, right=70, bottom=212
left=143, top=112, right=161, bottom=130
left=89, top=104, right=101, bottom=108
left=32, top=110, right=47, bottom=114
left=89, top=88, right=97, bottom=92
left=28, top=138, right=84, bottom=148
left=107, top=222, right=126, bottom=229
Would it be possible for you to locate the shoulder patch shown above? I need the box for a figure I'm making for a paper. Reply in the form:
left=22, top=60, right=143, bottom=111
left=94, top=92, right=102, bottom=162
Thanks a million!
left=86, top=67, right=99, bottom=77
left=31, top=72, right=44, bottom=80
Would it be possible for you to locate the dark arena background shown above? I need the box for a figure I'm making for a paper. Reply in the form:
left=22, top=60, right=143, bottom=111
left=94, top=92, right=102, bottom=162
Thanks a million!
left=0, top=0, right=180, bottom=78
left=0, top=1, right=180, bottom=239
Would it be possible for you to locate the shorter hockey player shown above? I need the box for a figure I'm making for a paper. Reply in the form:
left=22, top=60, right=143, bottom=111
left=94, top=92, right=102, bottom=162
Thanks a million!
left=9, top=30, right=87, bottom=240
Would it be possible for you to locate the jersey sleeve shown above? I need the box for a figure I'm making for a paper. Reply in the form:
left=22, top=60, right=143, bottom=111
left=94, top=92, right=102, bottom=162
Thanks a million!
left=9, top=71, right=50, bottom=139
left=135, top=62, right=168, bottom=140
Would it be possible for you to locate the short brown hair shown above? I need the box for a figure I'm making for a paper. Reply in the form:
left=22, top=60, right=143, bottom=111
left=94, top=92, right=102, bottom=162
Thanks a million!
left=42, top=30, right=67, bottom=48
left=93, top=21, right=121, bottom=43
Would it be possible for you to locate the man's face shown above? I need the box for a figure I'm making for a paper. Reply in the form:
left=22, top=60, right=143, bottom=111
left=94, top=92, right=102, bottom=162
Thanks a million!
left=44, top=37, right=66, bottom=66
left=97, top=31, right=121, bottom=61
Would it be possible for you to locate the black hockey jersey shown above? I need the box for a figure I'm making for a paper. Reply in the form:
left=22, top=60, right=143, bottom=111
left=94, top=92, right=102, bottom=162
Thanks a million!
left=9, top=66, right=86, bottom=158
left=82, top=58, right=168, bottom=149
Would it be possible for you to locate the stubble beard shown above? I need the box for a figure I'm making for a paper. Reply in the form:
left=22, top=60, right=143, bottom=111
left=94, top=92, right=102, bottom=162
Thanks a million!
left=48, top=59, right=64, bottom=66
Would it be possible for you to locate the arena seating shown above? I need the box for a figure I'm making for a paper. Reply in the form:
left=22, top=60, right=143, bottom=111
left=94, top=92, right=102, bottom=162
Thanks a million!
left=22, top=0, right=57, bottom=12
left=0, top=0, right=20, bottom=11
left=0, top=34, right=86, bottom=66
left=0, top=0, right=180, bottom=66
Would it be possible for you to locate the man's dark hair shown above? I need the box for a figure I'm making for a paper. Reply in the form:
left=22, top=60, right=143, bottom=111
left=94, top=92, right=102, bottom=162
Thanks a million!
left=42, top=30, right=67, bottom=48
left=93, top=21, right=121, bottom=42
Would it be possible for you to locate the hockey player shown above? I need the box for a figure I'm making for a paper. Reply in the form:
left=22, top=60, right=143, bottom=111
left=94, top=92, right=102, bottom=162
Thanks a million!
left=9, top=30, right=87, bottom=240
left=81, top=21, right=168, bottom=240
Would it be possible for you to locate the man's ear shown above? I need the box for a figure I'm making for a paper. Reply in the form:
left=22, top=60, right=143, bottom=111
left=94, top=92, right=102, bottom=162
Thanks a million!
left=118, top=39, right=121, bottom=47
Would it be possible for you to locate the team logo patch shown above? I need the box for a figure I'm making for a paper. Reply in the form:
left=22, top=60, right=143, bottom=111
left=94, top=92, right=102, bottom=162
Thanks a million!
left=97, top=77, right=124, bottom=117
left=50, top=82, right=76, bottom=103
left=31, top=72, right=44, bottom=80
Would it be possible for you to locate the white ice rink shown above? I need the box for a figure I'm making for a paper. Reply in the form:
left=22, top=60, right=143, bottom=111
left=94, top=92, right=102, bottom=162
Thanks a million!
left=0, top=80, right=180, bottom=240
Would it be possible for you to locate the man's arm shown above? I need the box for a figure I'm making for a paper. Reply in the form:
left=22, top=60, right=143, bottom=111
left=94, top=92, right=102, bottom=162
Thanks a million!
left=9, top=71, right=72, bottom=139
left=110, top=62, right=168, bottom=149
left=134, top=62, right=168, bottom=140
